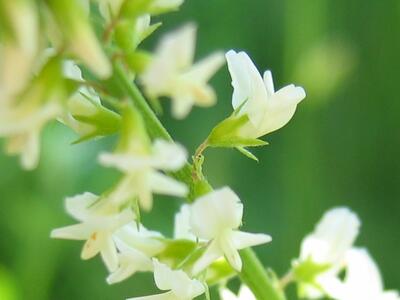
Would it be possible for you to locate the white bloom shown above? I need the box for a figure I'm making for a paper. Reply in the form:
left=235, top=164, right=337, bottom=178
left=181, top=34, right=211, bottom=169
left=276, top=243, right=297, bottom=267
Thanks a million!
left=190, top=187, right=271, bottom=274
left=220, top=285, right=256, bottom=300
left=225, top=50, right=306, bottom=138
left=99, top=139, right=188, bottom=211
left=300, top=207, right=360, bottom=266
left=128, top=259, right=205, bottom=300
left=107, top=224, right=165, bottom=284
left=141, top=24, right=225, bottom=119
left=296, top=207, right=361, bottom=299
left=323, top=248, right=399, bottom=300
left=51, top=192, right=134, bottom=272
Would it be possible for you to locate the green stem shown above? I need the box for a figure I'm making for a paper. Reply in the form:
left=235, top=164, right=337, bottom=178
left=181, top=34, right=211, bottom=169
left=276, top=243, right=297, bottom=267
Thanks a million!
left=240, top=249, right=286, bottom=300
left=113, top=63, right=285, bottom=300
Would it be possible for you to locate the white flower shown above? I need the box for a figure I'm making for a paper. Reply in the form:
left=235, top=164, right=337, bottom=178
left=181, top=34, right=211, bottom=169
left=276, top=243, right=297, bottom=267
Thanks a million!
left=99, top=139, right=188, bottom=211
left=190, top=187, right=271, bottom=274
left=299, top=207, right=360, bottom=266
left=220, top=285, right=256, bottom=300
left=107, top=223, right=165, bottom=284
left=225, top=50, right=306, bottom=138
left=295, top=207, right=361, bottom=299
left=51, top=192, right=134, bottom=272
left=128, top=259, right=205, bottom=300
left=323, top=248, right=399, bottom=300
left=141, top=24, right=225, bottom=119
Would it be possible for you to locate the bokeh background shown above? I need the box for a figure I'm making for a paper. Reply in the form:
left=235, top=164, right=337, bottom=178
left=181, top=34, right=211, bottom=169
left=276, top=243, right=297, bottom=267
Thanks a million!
left=0, top=0, right=399, bottom=299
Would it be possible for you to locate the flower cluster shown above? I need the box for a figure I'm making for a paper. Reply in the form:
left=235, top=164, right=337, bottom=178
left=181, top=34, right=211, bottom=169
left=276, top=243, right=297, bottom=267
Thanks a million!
left=291, top=207, right=399, bottom=300
left=0, top=1, right=397, bottom=300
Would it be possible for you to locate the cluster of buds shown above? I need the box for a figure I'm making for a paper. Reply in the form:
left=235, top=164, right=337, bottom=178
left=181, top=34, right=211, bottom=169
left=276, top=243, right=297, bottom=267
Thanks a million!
left=0, top=1, right=398, bottom=300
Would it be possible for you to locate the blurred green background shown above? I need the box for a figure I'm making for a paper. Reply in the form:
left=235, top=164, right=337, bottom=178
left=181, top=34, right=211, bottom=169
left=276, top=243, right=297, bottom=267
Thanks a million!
left=0, top=0, right=399, bottom=299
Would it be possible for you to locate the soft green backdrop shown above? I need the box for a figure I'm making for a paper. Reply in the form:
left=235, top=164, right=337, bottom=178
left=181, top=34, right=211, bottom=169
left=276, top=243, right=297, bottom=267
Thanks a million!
left=0, top=0, right=399, bottom=299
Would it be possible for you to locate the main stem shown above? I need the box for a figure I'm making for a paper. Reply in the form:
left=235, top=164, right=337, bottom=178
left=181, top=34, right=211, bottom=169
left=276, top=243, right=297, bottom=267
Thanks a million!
left=114, top=63, right=286, bottom=300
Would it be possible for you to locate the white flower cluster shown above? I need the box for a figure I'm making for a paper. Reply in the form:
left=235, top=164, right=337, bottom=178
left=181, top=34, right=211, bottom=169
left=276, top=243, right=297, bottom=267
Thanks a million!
left=1, top=1, right=397, bottom=300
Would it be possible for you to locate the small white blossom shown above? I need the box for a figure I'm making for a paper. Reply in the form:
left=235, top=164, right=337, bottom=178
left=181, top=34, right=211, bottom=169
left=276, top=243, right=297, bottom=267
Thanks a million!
left=51, top=192, right=134, bottom=272
left=128, top=259, right=205, bottom=300
left=295, top=207, right=361, bottom=299
left=323, top=248, right=399, bottom=300
left=225, top=50, right=306, bottom=138
left=220, top=285, right=256, bottom=300
left=190, top=187, right=271, bottom=274
left=107, top=224, right=165, bottom=284
left=141, top=24, right=225, bottom=119
left=99, top=139, right=188, bottom=211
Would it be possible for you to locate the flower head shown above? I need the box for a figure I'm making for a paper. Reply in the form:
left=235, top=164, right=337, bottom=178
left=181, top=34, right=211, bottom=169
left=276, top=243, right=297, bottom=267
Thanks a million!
left=128, top=259, right=205, bottom=300
left=141, top=24, right=225, bottom=119
left=226, top=50, right=306, bottom=138
left=99, top=138, right=188, bottom=211
left=190, top=187, right=271, bottom=274
left=294, top=207, right=361, bottom=299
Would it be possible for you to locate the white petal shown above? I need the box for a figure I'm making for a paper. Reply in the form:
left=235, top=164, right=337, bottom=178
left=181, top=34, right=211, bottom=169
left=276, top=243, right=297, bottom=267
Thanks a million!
left=225, top=50, right=268, bottom=127
left=219, top=231, right=242, bottom=271
left=153, top=259, right=175, bottom=291
left=65, top=192, right=99, bottom=221
left=231, top=231, right=272, bottom=250
left=343, top=248, right=383, bottom=298
left=192, top=240, right=222, bottom=275
left=171, top=96, right=195, bottom=119
left=101, top=236, right=119, bottom=272
left=150, top=172, right=188, bottom=198
left=174, top=204, right=196, bottom=240
left=151, top=139, right=187, bottom=171
left=81, top=231, right=106, bottom=260
left=185, top=52, right=225, bottom=83
left=190, top=187, right=243, bottom=240
left=50, top=223, right=92, bottom=240
left=107, top=248, right=153, bottom=284
left=219, top=288, right=238, bottom=300
left=238, top=285, right=256, bottom=300
left=263, top=70, right=275, bottom=95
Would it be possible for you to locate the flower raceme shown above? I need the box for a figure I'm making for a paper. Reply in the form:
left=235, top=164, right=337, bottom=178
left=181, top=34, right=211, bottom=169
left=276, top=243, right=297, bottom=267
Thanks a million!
left=141, top=23, right=225, bottom=119
left=128, top=259, right=205, bottom=300
left=190, top=187, right=272, bottom=274
left=225, top=50, right=306, bottom=138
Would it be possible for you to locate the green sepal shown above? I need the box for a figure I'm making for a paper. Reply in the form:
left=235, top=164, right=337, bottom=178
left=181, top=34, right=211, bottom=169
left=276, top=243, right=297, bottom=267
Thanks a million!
left=119, top=0, right=153, bottom=19
left=125, top=51, right=152, bottom=74
left=208, top=114, right=267, bottom=149
left=293, top=258, right=331, bottom=284
left=236, top=147, right=259, bottom=162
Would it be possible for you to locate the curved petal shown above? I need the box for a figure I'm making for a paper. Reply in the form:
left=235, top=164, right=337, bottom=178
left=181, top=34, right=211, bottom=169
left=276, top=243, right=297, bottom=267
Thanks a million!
left=150, top=172, right=188, bottom=198
left=190, top=187, right=243, bottom=240
left=219, top=231, right=242, bottom=271
left=231, top=231, right=272, bottom=250
left=65, top=192, right=99, bottom=221
left=151, top=140, right=187, bottom=171
left=101, top=236, right=119, bottom=272
left=127, top=291, right=175, bottom=300
left=50, top=223, right=92, bottom=240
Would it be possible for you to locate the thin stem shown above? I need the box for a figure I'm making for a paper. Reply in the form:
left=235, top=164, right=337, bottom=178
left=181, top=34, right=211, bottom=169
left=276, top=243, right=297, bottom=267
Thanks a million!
left=113, top=63, right=286, bottom=300
left=280, top=270, right=295, bottom=289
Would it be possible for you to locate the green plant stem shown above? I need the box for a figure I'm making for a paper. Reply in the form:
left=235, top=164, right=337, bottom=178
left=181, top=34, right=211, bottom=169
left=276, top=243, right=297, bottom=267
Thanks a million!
left=113, top=63, right=286, bottom=300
